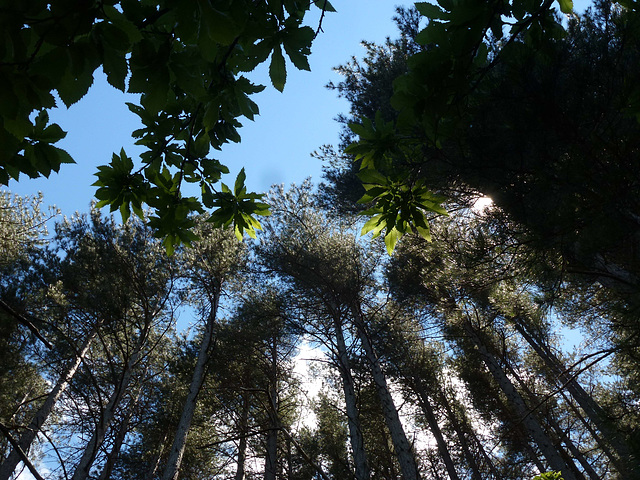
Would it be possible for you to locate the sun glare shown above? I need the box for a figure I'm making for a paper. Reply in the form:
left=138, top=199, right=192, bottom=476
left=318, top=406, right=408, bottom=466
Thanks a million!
left=472, top=196, right=493, bottom=213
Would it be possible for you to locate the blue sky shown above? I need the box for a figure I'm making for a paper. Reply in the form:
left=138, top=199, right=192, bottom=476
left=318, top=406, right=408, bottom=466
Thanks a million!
left=8, top=0, right=593, bottom=216
left=9, top=1, right=403, bottom=216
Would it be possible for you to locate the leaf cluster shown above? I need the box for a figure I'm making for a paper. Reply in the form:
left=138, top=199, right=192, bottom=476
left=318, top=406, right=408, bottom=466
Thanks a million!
left=343, top=0, right=581, bottom=253
left=0, top=0, right=334, bottom=252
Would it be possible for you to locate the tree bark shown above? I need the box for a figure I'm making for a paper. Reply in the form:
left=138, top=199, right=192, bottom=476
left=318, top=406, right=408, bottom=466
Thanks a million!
left=145, top=429, right=170, bottom=480
left=462, top=320, right=577, bottom=479
left=512, top=319, right=631, bottom=474
left=410, top=377, right=460, bottom=480
left=97, top=384, right=143, bottom=480
left=161, top=289, right=220, bottom=480
left=264, top=337, right=279, bottom=480
left=332, top=313, right=370, bottom=480
left=0, top=327, right=98, bottom=480
left=72, top=322, right=152, bottom=480
left=350, top=303, right=421, bottom=480
left=235, top=394, right=250, bottom=480
left=438, top=391, right=487, bottom=480
left=505, top=358, right=590, bottom=480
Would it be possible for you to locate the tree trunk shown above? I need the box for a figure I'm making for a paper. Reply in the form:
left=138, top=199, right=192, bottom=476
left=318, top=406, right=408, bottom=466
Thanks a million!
left=264, top=337, right=279, bottom=480
left=0, top=327, right=98, bottom=480
left=97, top=384, right=143, bottom=480
left=350, top=303, right=421, bottom=480
left=408, top=376, right=459, bottom=480
left=145, top=429, right=170, bottom=480
left=547, top=412, right=601, bottom=480
left=513, top=319, right=631, bottom=474
left=462, top=320, right=577, bottom=479
left=332, top=313, right=370, bottom=480
left=438, top=390, right=488, bottom=480
left=505, top=359, right=590, bottom=480
left=72, top=324, right=152, bottom=480
left=235, top=394, right=250, bottom=480
left=161, top=289, right=220, bottom=480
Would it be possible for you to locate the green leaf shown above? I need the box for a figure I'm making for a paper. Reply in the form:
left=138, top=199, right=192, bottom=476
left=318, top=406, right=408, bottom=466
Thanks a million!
left=103, top=45, right=129, bottom=91
left=556, top=0, right=573, bottom=14
left=415, top=2, right=449, bottom=19
left=197, top=0, right=239, bottom=45
left=38, top=124, right=67, bottom=143
left=357, top=169, right=388, bottom=185
left=384, top=226, right=401, bottom=255
left=234, top=168, right=247, bottom=196
left=57, top=67, right=95, bottom=108
left=313, top=0, right=336, bottom=12
left=269, top=45, right=287, bottom=92
left=361, top=214, right=386, bottom=238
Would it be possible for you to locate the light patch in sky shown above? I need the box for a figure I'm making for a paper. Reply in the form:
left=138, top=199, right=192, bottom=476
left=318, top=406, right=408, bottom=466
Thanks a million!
left=16, top=464, right=50, bottom=480
left=472, top=196, right=493, bottom=213
left=292, top=341, right=327, bottom=429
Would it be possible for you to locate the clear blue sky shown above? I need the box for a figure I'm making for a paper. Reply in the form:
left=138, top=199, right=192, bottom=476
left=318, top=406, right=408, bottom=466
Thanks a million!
left=8, top=0, right=593, bottom=216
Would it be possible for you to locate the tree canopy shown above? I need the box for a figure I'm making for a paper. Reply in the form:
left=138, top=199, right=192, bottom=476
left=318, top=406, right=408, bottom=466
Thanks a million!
left=2, top=1, right=640, bottom=479
left=0, top=0, right=334, bottom=252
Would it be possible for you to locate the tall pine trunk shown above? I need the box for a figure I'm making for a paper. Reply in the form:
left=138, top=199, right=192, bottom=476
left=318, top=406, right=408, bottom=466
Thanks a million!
left=0, top=327, right=99, bottom=480
left=350, top=303, right=421, bottom=480
left=72, top=320, right=153, bottom=480
left=332, top=311, right=370, bottom=480
left=235, top=394, right=250, bottom=480
left=462, top=320, right=578, bottom=479
left=97, top=383, right=143, bottom=480
left=264, top=336, right=279, bottom=480
left=438, top=389, right=497, bottom=480
left=513, top=319, right=631, bottom=475
left=410, top=376, right=460, bottom=480
left=161, top=289, right=220, bottom=480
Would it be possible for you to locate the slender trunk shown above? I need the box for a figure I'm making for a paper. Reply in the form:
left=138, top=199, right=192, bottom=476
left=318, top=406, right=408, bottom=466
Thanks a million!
left=513, top=320, right=631, bottom=474
left=72, top=325, right=151, bottom=480
left=547, top=413, right=601, bottom=480
left=438, top=390, right=487, bottom=480
left=332, top=313, right=370, bottom=480
left=235, top=394, right=250, bottom=480
left=264, top=337, right=278, bottom=480
left=0, top=327, right=98, bottom=480
left=264, top=428, right=278, bottom=480
left=350, top=303, right=421, bottom=480
left=161, top=289, right=220, bottom=480
left=462, top=320, right=577, bottom=479
left=97, top=384, right=143, bottom=480
left=410, top=377, right=460, bottom=480
left=286, top=436, right=292, bottom=480
left=280, top=427, right=332, bottom=480
left=505, top=360, right=589, bottom=480
left=145, top=430, right=170, bottom=480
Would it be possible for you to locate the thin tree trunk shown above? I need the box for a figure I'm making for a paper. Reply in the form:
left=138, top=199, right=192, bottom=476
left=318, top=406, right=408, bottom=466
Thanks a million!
left=350, top=303, right=421, bottom=480
left=97, top=384, right=143, bottom=480
left=72, top=323, right=152, bottom=480
left=0, top=327, right=98, bottom=480
left=332, top=313, right=370, bottom=480
left=410, top=377, right=460, bottom=480
left=547, top=413, right=601, bottom=480
left=513, top=319, right=631, bottom=474
left=161, top=289, right=220, bottom=480
left=145, top=429, right=170, bottom=480
left=462, top=320, right=577, bottom=479
left=235, top=394, right=250, bottom=480
left=264, top=337, right=279, bottom=480
left=437, top=390, right=485, bottom=480
left=506, top=361, right=598, bottom=480
left=279, top=427, right=332, bottom=480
